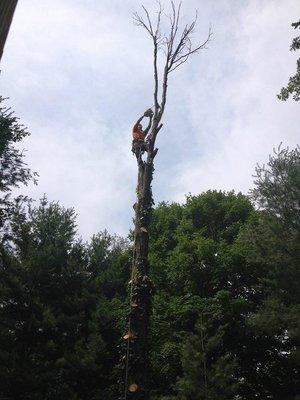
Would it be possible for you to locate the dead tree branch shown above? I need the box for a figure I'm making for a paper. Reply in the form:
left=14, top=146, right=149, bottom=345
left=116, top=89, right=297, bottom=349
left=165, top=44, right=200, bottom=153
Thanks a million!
left=133, top=1, right=212, bottom=152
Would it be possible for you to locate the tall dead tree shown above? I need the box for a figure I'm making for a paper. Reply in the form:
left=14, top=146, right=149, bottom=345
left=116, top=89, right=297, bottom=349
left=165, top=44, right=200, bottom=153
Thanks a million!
left=123, top=2, right=211, bottom=399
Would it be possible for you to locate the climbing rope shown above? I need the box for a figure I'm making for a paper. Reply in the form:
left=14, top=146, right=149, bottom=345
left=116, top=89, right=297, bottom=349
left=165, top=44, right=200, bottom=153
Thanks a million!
left=124, top=225, right=138, bottom=399
left=124, top=141, right=145, bottom=398
left=200, top=313, right=208, bottom=399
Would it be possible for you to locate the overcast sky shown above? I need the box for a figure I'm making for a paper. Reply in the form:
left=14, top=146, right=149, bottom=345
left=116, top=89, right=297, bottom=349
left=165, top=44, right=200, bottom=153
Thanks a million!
left=1, top=0, right=299, bottom=239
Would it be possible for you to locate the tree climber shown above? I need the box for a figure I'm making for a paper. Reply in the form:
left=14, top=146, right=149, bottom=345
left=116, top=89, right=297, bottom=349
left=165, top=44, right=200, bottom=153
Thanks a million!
left=132, top=108, right=153, bottom=162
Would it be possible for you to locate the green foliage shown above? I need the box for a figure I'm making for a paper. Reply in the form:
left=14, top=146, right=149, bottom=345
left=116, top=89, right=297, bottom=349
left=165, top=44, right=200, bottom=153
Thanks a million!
left=1, top=167, right=299, bottom=399
left=149, top=191, right=265, bottom=399
left=175, top=304, right=240, bottom=400
left=149, top=180, right=299, bottom=399
left=251, top=145, right=300, bottom=229
left=0, top=97, right=37, bottom=232
left=278, top=20, right=300, bottom=101
left=0, top=198, right=129, bottom=399
left=238, top=146, right=300, bottom=399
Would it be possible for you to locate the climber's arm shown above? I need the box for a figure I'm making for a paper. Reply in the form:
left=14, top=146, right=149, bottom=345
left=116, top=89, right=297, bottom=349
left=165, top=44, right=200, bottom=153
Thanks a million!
left=133, top=109, right=153, bottom=133
left=133, top=115, right=145, bottom=131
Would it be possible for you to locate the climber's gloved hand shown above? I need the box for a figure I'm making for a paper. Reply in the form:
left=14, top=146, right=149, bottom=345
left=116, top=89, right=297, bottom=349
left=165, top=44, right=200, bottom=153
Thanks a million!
left=144, top=108, right=153, bottom=117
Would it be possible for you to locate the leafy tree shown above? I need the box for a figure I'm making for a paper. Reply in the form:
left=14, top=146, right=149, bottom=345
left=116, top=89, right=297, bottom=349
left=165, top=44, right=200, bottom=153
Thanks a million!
left=87, top=231, right=130, bottom=398
left=278, top=21, right=300, bottom=101
left=148, top=188, right=299, bottom=399
left=148, top=192, right=263, bottom=399
left=251, top=145, right=300, bottom=229
left=238, top=146, right=300, bottom=398
left=0, top=198, right=128, bottom=400
left=0, top=96, right=37, bottom=234
left=248, top=146, right=300, bottom=337
left=175, top=301, right=240, bottom=400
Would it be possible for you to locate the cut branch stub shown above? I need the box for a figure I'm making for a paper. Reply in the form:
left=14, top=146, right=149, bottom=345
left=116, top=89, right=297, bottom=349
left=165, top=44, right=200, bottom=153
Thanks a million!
left=128, top=383, right=139, bottom=393
left=123, top=332, right=136, bottom=340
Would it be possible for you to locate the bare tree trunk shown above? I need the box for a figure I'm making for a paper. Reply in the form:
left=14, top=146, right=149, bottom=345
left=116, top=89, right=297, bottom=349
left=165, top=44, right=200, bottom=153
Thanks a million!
left=124, top=122, right=161, bottom=399
left=0, top=0, right=18, bottom=61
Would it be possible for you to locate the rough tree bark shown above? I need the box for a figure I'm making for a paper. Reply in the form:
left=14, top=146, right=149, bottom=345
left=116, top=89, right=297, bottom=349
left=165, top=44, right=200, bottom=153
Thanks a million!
left=123, top=3, right=211, bottom=399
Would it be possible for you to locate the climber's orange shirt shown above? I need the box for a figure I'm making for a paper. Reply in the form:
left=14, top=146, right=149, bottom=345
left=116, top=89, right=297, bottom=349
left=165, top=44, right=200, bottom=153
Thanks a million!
left=132, top=122, right=145, bottom=140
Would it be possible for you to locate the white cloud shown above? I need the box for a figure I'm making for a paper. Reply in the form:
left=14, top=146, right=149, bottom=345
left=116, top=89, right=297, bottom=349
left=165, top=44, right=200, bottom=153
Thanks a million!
left=1, top=0, right=299, bottom=238
left=174, top=0, right=299, bottom=199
